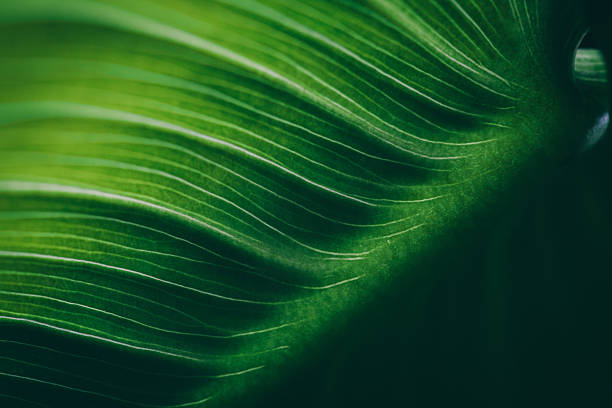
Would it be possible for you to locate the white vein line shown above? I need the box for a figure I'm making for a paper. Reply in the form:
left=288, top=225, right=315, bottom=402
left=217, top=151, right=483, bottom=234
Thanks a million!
left=0, top=339, right=283, bottom=379
left=0, top=370, right=214, bottom=407
left=0, top=249, right=286, bottom=305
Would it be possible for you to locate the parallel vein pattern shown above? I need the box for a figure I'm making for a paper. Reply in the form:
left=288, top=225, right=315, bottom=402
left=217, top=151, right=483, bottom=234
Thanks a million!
left=0, top=0, right=586, bottom=406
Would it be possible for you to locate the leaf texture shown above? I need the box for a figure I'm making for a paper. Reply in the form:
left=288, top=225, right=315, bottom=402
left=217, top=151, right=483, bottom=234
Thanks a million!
left=0, top=0, right=597, bottom=406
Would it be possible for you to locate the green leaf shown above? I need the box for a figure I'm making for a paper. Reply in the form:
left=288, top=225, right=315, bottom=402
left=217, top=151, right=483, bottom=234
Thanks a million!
left=0, top=1, right=606, bottom=406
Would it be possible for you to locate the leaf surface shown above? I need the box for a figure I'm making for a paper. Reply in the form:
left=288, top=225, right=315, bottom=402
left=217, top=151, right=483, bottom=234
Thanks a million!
left=0, top=1, right=603, bottom=406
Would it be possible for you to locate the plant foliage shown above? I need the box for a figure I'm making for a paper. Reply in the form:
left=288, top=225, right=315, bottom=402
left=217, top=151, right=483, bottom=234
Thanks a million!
left=0, top=1, right=608, bottom=406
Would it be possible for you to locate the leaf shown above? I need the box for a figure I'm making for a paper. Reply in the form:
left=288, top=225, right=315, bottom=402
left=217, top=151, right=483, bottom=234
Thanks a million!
left=0, top=1, right=605, bottom=406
